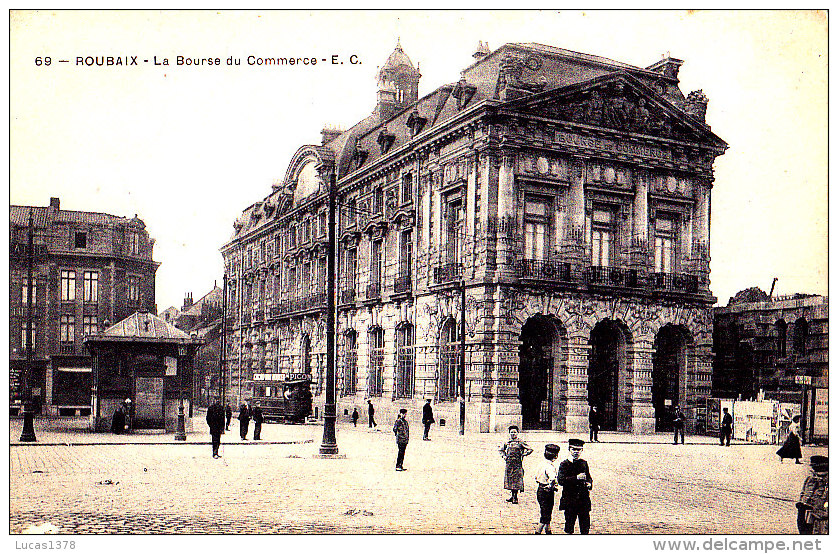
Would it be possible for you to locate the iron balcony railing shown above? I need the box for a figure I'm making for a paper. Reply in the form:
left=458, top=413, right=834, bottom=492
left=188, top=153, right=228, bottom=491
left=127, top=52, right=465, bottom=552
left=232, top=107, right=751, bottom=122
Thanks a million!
left=520, top=259, right=572, bottom=282
left=586, top=266, right=639, bottom=288
left=652, top=272, right=699, bottom=293
left=394, top=273, right=412, bottom=294
left=366, top=282, right=381, bottom=300
left=433, top=262, right=462, bottom=284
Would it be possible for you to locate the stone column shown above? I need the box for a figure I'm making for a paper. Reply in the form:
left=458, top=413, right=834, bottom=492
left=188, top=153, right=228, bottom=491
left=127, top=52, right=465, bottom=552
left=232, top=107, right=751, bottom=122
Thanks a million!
left=466, top=155, right=477, bottom=279
left=630, top=341, right=656, bottom=434
left=496, top=154, right=517, bottom=278
left=564, top=333, right=591, bottom=433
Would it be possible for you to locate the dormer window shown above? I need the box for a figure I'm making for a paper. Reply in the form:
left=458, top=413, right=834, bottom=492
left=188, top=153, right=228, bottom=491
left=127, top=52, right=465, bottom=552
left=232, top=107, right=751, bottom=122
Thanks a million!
left=74, top=231, right=87, bottom=249
left=352, top=148, right=369, bottom=169
left=406, top=111, right=427, bottom=137
left=377, top=130, right=396, bottom=154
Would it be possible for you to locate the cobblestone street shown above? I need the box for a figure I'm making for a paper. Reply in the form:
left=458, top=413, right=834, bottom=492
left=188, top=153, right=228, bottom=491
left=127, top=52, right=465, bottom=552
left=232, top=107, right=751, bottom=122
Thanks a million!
left=9, top=417, right=827, bottom=534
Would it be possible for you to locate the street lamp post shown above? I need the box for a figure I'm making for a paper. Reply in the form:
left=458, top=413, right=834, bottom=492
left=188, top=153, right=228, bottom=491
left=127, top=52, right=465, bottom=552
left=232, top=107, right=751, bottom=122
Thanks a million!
left=319, top=172, right=339, bottom=455
left=174, top=342, right=187, bottom=441
left=459, top=278, right=466, bottom=436
left=19, top=211, right=37, bottom=442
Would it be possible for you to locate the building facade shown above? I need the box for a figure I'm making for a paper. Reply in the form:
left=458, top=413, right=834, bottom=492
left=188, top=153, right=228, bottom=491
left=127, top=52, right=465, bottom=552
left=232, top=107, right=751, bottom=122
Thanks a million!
left=713, top=288, right=828, bottom=403
left=221, top=42, right=727, bottom=433
left=9, top=197, right=159, bottom=416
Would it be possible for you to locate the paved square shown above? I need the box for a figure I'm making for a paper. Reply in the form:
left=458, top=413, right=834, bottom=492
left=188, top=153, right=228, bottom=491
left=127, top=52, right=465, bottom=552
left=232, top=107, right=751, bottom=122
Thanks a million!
left=9, top=417, right=827, bottom=534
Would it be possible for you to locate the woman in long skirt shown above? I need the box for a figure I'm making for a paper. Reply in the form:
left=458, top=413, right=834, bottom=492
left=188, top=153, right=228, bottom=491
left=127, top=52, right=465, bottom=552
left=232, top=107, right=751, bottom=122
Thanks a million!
left=500, top=425, right=534, bottom=504
left=777, top=415, right=803, bottom=464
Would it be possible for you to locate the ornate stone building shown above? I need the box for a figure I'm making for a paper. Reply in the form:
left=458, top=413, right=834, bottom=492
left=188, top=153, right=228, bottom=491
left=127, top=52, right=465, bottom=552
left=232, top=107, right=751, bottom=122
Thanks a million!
left=9, top=197, right=159, bottom=416
left=221, top=41, right=727, bottom=433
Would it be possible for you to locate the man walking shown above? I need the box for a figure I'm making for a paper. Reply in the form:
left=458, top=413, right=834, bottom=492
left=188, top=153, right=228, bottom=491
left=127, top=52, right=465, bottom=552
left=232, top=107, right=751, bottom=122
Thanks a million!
left=206, top=401, right=225, bottom=458
left=422, top=399, right=435, bottom=441
left=225, top=402, right=232, bottom=431
left=558, top=438, right=593, bottom=534
left=672, top=405, right=685, bottom=445
left=367, top=399, right=377, bottom=428
left=239, top=402, right=250, bottom=440
left=252, top=402, right=264, bottom=440
left=720, top=407, right=733, bottom=446
left=393, top=408, right=409, bottom=471
left=588, top=405, right=600, bottom=442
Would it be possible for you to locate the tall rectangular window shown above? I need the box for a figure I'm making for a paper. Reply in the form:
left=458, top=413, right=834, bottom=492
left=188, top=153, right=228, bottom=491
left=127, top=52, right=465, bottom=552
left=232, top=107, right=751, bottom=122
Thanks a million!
left=439, top=320, right=459, bottom=401
left=21, top=322, right=35, bottom=349
left=83, top=271, right=99, bottom=303
left=370, top=240, right=382, bottom=286
left=83, top=315, right=98, bottom=336
left=60, top=315, right=75, bottom=343
left=61, top=270, right=76, bottom=301
left=345, top=248, right=357, bottom=291
left=368, top=328, right=384, bottom=397
left=317, top=257, right=327, bottom=293
left=289, top=225, right=297, bottom=249
left=302, top=262, right=311, bottom=297
left=400, top=230, right=413, bottom=276
left=654, top=216, right=676, bottom=274
left=524, top=197, right=549, bottom=260
left=129, top=232, right=140, bottom=255
left=591, top=208, right=615, bottom=267
left=127, top=276, right=140, bottom=304
left=74, top=232, right=87, bottom=249
left=396, top=324, right=415, bottom=399
left=288, top=266, right=297, bottom=298
left=401, top=172, right=412, bottom=204
left=21, top=283, right=37, bottom=305
left=342, top=331, right=358, bottom=396
left=319, top=211, right=327, bottom=238
left=446, top=198, right=463, bottom=265
left=373, top=188, right=384, bottom=215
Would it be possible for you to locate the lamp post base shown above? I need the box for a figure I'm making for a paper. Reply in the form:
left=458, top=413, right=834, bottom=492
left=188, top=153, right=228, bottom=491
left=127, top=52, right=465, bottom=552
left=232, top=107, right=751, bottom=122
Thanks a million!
left=19, top=402, right=37, bottom=442
left=174, top=403, right=187, bottom=441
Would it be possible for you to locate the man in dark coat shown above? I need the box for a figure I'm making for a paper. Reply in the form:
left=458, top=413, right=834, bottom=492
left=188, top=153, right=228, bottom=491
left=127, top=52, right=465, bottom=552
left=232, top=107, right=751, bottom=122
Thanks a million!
left=558, top=438, right=593, bottom=534
left=720, top=407, right=733, bottom=446
left=422, top=399, right=435, bottom=441
left=206, top=401, right=225, bottom=458
left=588, top=405, right=600, bottom=442
left=225, top=403, right=232, bottom=431
left=367, top=399, right=377, bottom=428
left=111, top=405, right=125, bottom=434
left=252, top=402, right=264, bottom=440
left=239, top=403, right=250, bottom=440
left=672, top=405, right=685, bottom=445
left=797, top=455, right=828, bottom=534
left=393, top=408, right=409, bottom=471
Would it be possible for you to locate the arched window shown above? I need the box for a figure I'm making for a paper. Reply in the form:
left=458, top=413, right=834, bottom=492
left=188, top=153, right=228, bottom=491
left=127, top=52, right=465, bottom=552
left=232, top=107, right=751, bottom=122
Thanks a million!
left=775, top=320, right=787, bottom=357
left=793, top=318, right=808, bottom=356
left=439, top=318, right=459, bottom=401
left=395, top=323, right=415, bottom=399
left=342, top=330, right=357, bottom=396
left=302, top=335, right=311, bottom=375
left=368, top=327, right=384, bottom=397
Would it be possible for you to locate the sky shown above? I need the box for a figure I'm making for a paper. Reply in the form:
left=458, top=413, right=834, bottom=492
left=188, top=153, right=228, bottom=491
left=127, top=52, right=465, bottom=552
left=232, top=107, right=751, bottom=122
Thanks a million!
left=9, top=10, right=828, bottom=311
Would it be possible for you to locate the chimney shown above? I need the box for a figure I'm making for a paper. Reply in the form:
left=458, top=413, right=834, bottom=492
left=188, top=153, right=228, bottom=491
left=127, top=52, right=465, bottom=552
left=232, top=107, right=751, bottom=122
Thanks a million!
left=321, top=127, right=342, bottom=145
left=684, top=90, right=709, bottom=122
left=473, top=40, right=490, bottom=60
left=183, top=292, right=193, bottom=310
left=49, top=197, right=60, bottom=210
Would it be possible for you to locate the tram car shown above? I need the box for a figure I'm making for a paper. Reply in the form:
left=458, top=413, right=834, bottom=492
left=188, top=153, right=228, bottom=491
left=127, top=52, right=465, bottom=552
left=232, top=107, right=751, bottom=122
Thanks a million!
left=251, top=374, right=312, bottom=423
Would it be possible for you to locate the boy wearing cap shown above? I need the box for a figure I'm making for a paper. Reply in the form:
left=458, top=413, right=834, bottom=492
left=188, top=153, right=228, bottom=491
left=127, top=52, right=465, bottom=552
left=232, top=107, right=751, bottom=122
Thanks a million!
left=534, top=444, right=561, bottom=534
left=558, top=438, right=593, bottom=534
left=393, top=408, right=410, bottom=471
left=796, top=455, right=828, bottom=534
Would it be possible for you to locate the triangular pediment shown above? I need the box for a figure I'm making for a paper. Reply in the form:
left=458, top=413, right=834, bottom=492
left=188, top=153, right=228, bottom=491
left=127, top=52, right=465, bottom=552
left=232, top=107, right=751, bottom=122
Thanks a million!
left=505, top=72, right=727, bottom=149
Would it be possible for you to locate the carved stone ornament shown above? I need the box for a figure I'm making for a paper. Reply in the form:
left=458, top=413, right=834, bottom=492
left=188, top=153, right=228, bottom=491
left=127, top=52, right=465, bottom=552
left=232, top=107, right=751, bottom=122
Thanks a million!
left=546, top=81, right=694, bottom=140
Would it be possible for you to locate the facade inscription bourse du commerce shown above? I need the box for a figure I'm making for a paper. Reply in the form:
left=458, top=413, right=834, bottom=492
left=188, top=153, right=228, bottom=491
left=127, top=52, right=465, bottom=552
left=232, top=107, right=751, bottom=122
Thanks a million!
left=221, top=41, right=728, bottom=434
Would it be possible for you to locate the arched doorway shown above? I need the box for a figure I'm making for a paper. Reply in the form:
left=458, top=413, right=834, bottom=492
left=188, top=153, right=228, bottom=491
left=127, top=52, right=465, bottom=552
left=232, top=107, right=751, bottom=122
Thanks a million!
left=588, top=320, right=628, bottom=431
left=652, top=325, right=689, bottom=432
left=518, top=316, right=557, bottom=430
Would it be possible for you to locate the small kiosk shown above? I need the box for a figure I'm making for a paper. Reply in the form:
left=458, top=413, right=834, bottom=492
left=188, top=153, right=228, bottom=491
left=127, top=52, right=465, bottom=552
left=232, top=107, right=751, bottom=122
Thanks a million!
left=85, top=310, right=202, bottom=432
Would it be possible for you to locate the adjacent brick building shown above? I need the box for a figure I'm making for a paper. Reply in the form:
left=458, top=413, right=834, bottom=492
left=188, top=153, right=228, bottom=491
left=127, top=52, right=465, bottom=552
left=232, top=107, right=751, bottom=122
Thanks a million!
left=9, top=197, right=159, bottom=415
left=221, top=41, right=727, bottom=433
left=713, top=288, right=828, bottom=403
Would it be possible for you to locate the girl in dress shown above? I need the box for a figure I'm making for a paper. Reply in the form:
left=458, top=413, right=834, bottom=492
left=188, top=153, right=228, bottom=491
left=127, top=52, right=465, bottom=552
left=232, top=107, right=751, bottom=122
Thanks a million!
left=500, top=425, right=533, bottom=504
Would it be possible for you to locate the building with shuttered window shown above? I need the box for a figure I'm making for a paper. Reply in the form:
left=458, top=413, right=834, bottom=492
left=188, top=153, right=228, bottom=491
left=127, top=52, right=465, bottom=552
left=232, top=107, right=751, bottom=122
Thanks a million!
left=221, top=41, right=727, bottom=433
left=9, top=197, right=159, bottom=416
